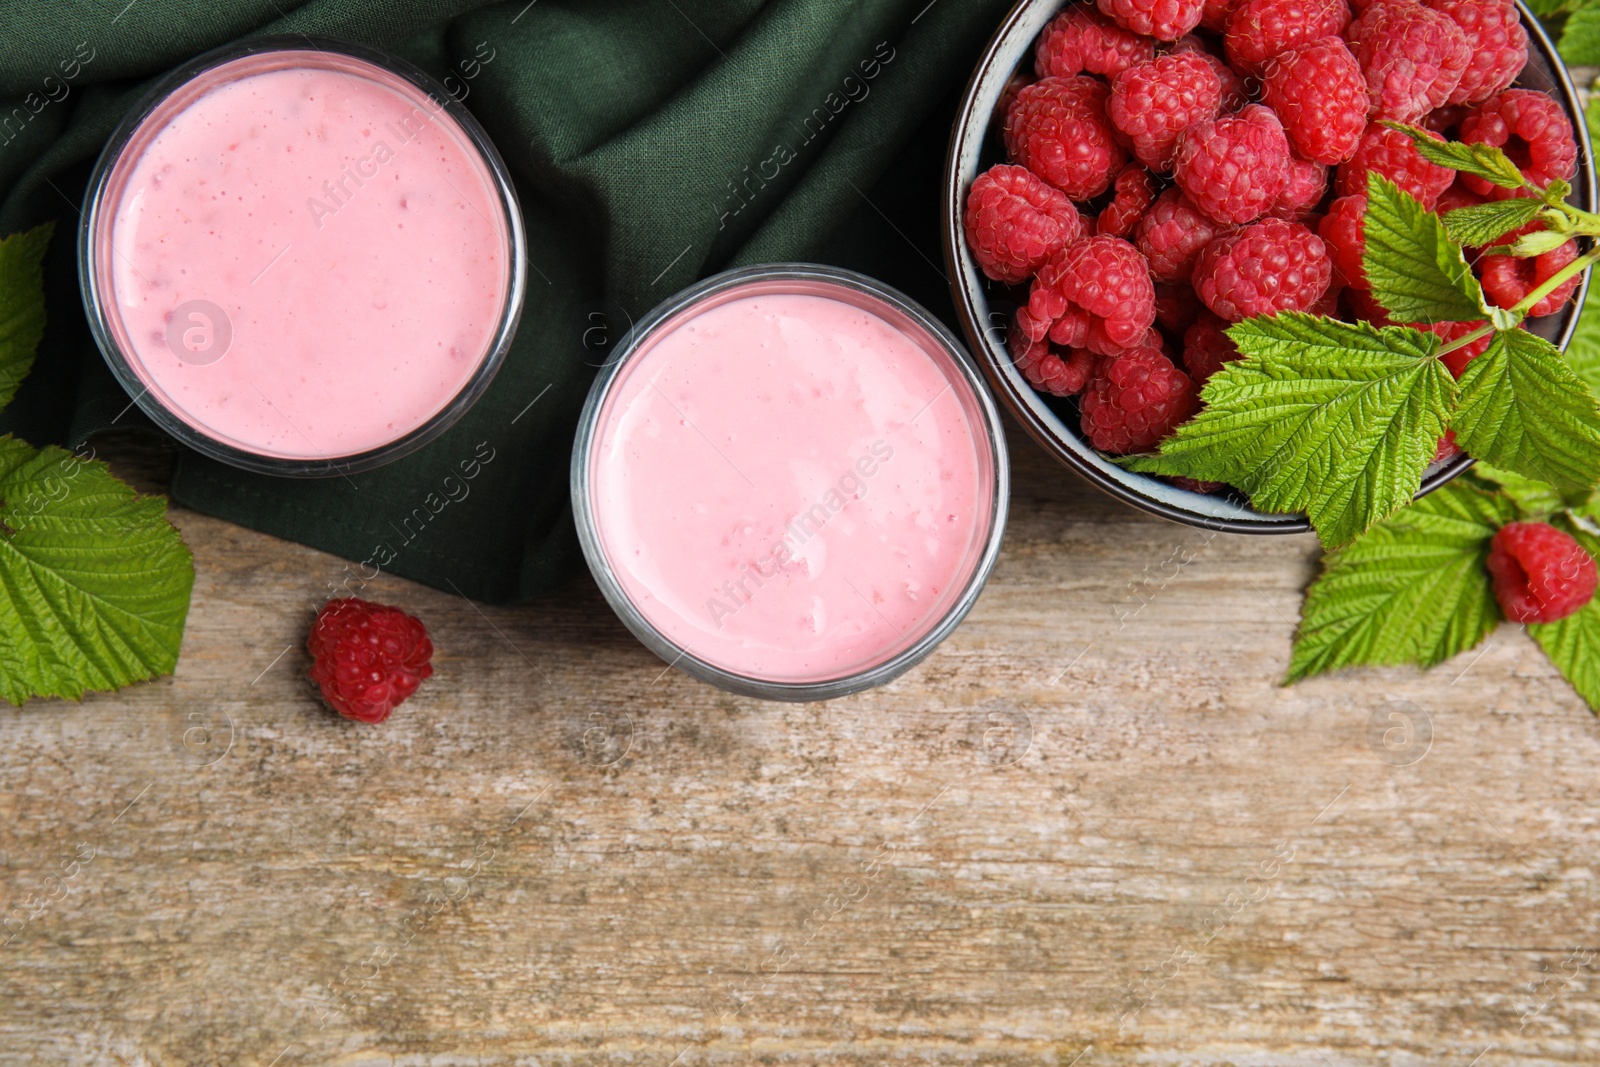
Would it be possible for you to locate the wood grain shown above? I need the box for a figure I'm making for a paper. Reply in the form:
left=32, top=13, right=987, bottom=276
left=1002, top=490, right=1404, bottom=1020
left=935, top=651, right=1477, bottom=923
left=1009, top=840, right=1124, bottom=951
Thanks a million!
left=0, top=425, right=1596, bottom=1067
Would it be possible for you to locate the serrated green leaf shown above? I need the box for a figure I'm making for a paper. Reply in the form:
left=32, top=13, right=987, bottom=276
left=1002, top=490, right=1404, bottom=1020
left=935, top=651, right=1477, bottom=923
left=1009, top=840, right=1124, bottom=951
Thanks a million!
left=1124, top=313, right=1456, bottom=547
left=1527, top=519, right=1600, bottom=714
left=1560, top=2, right=1600, bottom=64
left=1364, top=173, right=1487, bottom=324
left=1469, top=463, right=1566, bottom=519
left=1442, top=198, right=1545, bottom=247
left=0, top=224, right=53, bottom=414
left=1288, top=478, right=1515, bottom=682
left=1544, top=178, right=1572, bottom=206
left=1383, top=123, right=1526, bottom=189
left=0, top=435, right=194, bottom=704
left=1527, top=0, right=1578, bottom=14
left=1453, top=328, right=1600, bottom=493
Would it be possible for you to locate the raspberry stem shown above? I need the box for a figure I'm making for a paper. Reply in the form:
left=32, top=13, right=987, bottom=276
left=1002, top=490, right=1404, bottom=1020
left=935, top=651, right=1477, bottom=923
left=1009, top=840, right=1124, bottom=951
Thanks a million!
left=1431, top=247, right=1600, bottom=363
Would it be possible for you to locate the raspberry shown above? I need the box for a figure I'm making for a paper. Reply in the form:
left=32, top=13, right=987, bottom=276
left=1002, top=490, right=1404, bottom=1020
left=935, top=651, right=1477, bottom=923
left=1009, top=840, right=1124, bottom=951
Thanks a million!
left=1011, top=310, right=1098, bottom=396
left=1183, top=310, right=1240, bottom=384
left=1318, top=193, right=1367, bottom=287
left=308, top=598, right=434, bottom=724
left=1136, top=187, right=1229, bottom=282
left=1098, top=164, right=1159, bottom=237
left=1487, top=521, right=1599, bottom=624
left=1036, top=6, right=1157, bottom=79
left=1434, top=179, right=1485, bottom=217
left=1109, top=52, right=1223, bottom=171
left=1335, top=122, right=1455, bottom=207
left=1423, top=319, right=1491, bottom=377
left=1155, top=280, right=1204, bottom=332
left=1434, top=430, right=1463, bottom=462
left=1098, top=0, right=1206, bottom=41
left=1224, top=0, right=1351, bottom=76
left=1005, top=76, right=1127, bottom=199
left=1271, top=156, right=1330, bottom=221
left=1426, top=0, right=1528, bottom=106
left=1424, top=103, right=1473, bottom=138
left=963, top=165, right=1084, bottom=284
left=1459, top=89, right=1577, bottom=198
left=1480, top=235, right=1580, bottom=318
left=1081, top=345, right=1200, bottom=452
left=1344, top=284, right=1393, bottom=324
left=1261, top=36, right=1369, bottom=165
left=1349, top=0, right=1469, bottom=123
left=1201, top=0, right=1239, bottom=30
left=1194, top=217, right=1333, bottom=320
left=1171, top=36, right=1250, bottom=111
left=1173, top=105, right=1293, bottom=224
left=1030, top=236, right=1158, bottom=355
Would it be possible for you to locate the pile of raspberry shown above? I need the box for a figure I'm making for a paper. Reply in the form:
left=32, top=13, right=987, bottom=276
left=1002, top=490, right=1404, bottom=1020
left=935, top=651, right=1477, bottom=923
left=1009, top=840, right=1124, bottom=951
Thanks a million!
left=964, top=0, right=1576, bottom=478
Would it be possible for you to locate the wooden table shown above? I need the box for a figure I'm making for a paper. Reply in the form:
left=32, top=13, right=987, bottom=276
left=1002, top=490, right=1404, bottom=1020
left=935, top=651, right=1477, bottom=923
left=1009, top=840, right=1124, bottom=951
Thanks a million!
left=1, top=425, right=1595, bottom=1067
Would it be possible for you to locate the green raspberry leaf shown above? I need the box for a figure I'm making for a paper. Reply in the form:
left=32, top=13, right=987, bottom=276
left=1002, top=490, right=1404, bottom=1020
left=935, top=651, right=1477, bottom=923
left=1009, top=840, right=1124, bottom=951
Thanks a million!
left=1569, top=249, right=1600, bottom=396
left=1288, top=476, right=1515, bottom=682
left=0, top=223, right=54, bottom=414
left=0, top=435, right=194, bottom=704
left=1442, top=198, right=1545, bottom=248
left=1452, top=328, right=1600, bottom=494
left=1527, top=518, right=1600, bottom=714
left=1507, top=228, right=1574, bottom=258
left=1560, top=2, right=1600, bottom=65
left=1363, top=173, right=1487, bottom=325
left=1124, top=313, right=1456, bottom=548
left=1381, top=123, right=1526, bottom=189
left=1527, top=0, right=1579, bottom=14
left=1470, top=462, right=1567, bottom=519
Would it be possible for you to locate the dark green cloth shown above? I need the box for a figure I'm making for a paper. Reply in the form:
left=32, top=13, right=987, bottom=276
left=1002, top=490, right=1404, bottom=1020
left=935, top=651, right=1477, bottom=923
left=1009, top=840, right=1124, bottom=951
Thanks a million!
left=0, top=0, right=1010, bottom=602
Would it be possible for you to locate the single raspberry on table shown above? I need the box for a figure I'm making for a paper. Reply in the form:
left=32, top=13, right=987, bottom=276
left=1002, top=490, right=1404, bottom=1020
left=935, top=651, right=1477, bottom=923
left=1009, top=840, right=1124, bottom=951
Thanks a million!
left=308, top=598, right=435, bottom=724
left=1487, top=522, right=1599, bottom=624
left=1080, top=344, right=1201, bottom=452
left=1005, top=76, right=1127, bottom=200
left=1193, top=217, right=1334, bottom=321
left=1173, top=105, right=1293, bottom=225
left=1036, top=5, right=1156, bottom=78
left=1480, top=234, right=1580, bottom=318
left=1011, top=309, right=1099, bottom=396
left=1335, top=122, right=1455, bottom=208
left=963, top=164, right=1085, bottom=284
left=1098, top=164, right=1160, bottom=237
left=1271, top=157, right=1330, bottom=221
left=1029, top=235, right=1158, bottom=355
left=1098, top=0, right=1206, bottom=41
left=1109, top=52, right=1223, bottom=171
left=1318, top=193, right=1367, bottom=288
left=1423, top=319, right=1492, bottom=377
left=1224, top=0, right=1351, bottom=76
left=1182, top=310, right=1240, bottom=385
left=1425, top=0, right=1528, bottom=106
left=1348, top=0, right=1470, bottom=123
left=1261, top=36, right=1370, bottom=165
left=1137, top=187, right=1230, bottom=282
left=1459, top=89, right=1577, bottom=198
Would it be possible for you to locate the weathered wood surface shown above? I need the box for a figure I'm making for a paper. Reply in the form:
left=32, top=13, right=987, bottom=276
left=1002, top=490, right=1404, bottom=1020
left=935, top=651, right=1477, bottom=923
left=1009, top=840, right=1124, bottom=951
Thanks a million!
left=0, top=426, right=1596, bottom=1067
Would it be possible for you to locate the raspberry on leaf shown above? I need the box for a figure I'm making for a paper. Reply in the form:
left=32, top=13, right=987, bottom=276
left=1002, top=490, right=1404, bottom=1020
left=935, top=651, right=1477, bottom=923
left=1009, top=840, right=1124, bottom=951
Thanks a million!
left=308, top=598, right=435, bottom=724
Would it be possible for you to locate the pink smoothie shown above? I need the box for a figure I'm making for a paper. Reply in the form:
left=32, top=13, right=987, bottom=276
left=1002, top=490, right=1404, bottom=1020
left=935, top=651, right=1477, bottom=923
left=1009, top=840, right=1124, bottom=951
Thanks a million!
left=590, top=284, right=994, bottom=684
left=95, top=51, right=511, bottom=459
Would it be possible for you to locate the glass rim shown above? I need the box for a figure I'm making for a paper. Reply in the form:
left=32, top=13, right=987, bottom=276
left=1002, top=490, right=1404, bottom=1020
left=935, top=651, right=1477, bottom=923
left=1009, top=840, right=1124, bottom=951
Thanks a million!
left=570, top=263, right=1012, bottom=703
left=77, top=33, right=528, bottom=478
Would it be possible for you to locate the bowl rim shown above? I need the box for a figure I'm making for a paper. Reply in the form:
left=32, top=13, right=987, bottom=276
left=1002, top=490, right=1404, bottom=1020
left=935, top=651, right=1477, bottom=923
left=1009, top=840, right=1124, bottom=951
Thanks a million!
left=940, top=0, right=1596, bottom=535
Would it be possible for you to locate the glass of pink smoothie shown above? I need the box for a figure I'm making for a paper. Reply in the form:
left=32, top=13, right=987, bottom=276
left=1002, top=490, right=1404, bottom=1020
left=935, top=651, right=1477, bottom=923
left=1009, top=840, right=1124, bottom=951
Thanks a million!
left=80, top=37, right=525, bottom=476
left=573, top=265, right=1009, bottom=701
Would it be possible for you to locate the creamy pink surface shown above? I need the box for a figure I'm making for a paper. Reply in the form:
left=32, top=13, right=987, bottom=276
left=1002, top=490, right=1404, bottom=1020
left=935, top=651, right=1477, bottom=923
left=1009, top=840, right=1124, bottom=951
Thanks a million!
left=101, top=55, right=509, bottom=458
left=591, top=288, right=990, bottom=683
